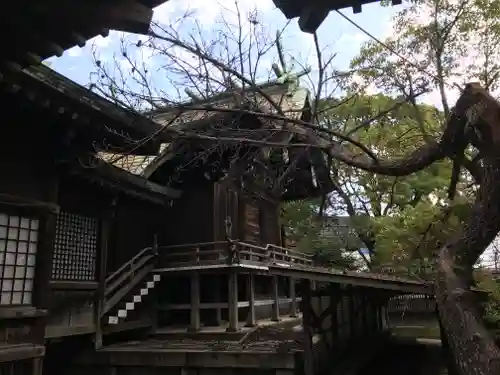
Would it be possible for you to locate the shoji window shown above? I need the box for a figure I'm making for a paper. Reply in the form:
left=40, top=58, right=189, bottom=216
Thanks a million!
left=0, top=213, right=38, bottom=306
left=51, top=211, right=97, bottom=281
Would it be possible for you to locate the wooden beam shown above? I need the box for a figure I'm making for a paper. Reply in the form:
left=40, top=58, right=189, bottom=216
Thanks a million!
left=298, top=4, right=330, bottom=34
left=32, top=357, right=43, bottom=375
left=227, top=271, right=239, bottom=332
left=95, top=207, right=111, bottom=349
left=189, top=273, right=201, bottom=332
left=329, top=285, right=338, bottom=343
left=215, top=275, right=222, bottom=326
left=0, top=344, right=45, bottom=363
left=0, top=192, right=60, bottom=214
left=300, top=279, right=314, bottom=375
left=268, top=265, right=432, bottom=294
left=289, top=277, right=297, bottom=318
left=245, top=273, right=256, bottom=327
left=72, top=159, right=181, bottom=204
left=272, top=275, right=280, bottom=322
left=102, top=0, right=154, bottom=35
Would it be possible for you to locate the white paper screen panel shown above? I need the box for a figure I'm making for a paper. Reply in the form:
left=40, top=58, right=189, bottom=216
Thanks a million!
left=0, top=213, right=38, bottom=306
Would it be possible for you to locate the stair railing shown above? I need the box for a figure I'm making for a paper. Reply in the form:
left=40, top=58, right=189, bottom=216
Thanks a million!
left=100, top=243, right=158, bottom=318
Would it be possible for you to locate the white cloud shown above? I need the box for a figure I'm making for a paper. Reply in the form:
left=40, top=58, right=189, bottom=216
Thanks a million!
left=153, top=0, right=274, bottom=27
left=93, top=34, right=113, bottom=48
left=66, top=46, right=82, bottom=57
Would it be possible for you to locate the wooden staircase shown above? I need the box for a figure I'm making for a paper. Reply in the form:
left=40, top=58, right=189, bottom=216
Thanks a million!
left=106, top=273, right=161, bottom=325
left=96, top=245, right=160, bottom=343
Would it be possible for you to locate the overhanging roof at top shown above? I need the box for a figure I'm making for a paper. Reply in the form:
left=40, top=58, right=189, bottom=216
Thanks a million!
left=1, top=64, right=162, bottom=155
left=99, top=80, right=311, bottom=177
left=273, top=0, right=402, bottom=33
left=97, top=79, right=334, bottom=201
left=1, top=0, right=170, bottom=71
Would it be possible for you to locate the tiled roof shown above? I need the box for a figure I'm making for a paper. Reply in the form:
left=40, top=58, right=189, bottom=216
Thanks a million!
left=98, top=81, right=311, bottom=176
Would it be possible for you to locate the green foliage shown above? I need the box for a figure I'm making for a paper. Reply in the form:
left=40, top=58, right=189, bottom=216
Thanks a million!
left=284, top=0, right=500, bottom=285
left=372, top=199, right=471, bottom=276
left=321, top=94, right=464, bottom=271
left=350, top=0, right=500, bottom=100
left=281, top=200, right=357, bottom=269
left=475, top=270, right=500, bottom=327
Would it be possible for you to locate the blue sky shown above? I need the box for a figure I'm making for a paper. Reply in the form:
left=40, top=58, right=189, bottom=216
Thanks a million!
left=46, top=0, right=401, bottom=94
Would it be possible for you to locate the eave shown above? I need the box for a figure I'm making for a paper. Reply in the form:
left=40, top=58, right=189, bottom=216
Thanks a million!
left=1, top=0, right=171, bottom=70
left=0, top=65, right=162, bottom=155
left=69, top=158, right=182, bottom=206
left=273, top=0, right=402, bottom=33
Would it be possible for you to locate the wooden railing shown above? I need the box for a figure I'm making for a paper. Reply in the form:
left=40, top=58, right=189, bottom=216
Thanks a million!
left=387, top=294, right=436, bottom=314
left=159, top=241, right=314, bottom=268
left=101, top=245, right=157, bottom=316
left=265, top=244, right=313, bottom=265
left=161, top=241, right=229, bottom=268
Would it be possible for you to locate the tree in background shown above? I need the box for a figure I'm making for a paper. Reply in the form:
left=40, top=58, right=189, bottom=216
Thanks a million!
left=281, top=199, right=358, bottom=269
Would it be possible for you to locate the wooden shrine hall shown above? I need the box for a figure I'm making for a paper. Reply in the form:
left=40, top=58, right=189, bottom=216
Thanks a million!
left=74, top=75, right=434, bottom=375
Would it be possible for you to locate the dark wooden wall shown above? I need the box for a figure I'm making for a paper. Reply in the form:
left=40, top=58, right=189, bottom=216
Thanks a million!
left=166, top=186, right=215, bottom=245
left=0, top=106, right=58, bottom=355
left=212, top=182, right=282, bottom=247
left=109, top=196, right=164, bottom=274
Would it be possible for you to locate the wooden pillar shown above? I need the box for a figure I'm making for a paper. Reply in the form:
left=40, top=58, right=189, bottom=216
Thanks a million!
left=227, top=271, right=239, bottom=332
left=189, top=272, right=201, bottom=332
left=215, top=275, right=222, bottom=326
left=289, top=277, right=297, bottom=318
left=94, top=202, right=112, bottom=350
left=149, top=235, right=159, bottom=332
left=300, top=279, right=314, bottom=375
left=329, top=285, right=338, bottom=344
left=272, top=275, right=280, bottom=321
left=348, top=291, right=356, bottom=339
left=32, top=174, right=59, bottom=345
left=316, top=282, right=323, bottom=313
left=363, top=297, right=369, bottom=332
left=245, top=273, right=256, bottom=327
left=32, top=357, right=43, bottom=375
left=381, top=305, right=388, bottom=330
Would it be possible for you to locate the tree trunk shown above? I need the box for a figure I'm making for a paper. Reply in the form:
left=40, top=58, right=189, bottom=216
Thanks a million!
left=323, top=83, right=500, bottom=374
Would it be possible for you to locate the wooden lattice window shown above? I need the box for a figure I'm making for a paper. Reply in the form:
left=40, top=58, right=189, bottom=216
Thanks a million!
left=0, top=213, right=38, bottom=306
left=51, top=211, right=97, bottom=281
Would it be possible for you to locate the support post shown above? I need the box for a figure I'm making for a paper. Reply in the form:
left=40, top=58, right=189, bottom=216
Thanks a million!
left=94, top=201, right=112, bottom=350
left=272, top=275, right=280, bottom=321
left=32, top=174, right=59, bottom=346
left=289, top=277, right=297, bottom=317
left=227, top=271, right=239, bottom=332
left=150, top=234, right=159, bottom=332
left=215, top=275, right=222, bottom=326
left=348, top=290, right=357, bottom=339
left=300, top=279, right=314, bottom=375
left=245, top=273, right=256, bottom=327
left=189, top=272, right=201, bottom=332
left=316, top=282, right=323, bottom=313
left=329, top=284, right=338, bottom=343
left=32, top=357, right=43, bottom=375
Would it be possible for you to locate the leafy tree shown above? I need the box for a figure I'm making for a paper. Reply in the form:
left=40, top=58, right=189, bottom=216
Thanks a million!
left=281, top=200, right=357, bottom=269
left=318, top=94, right=467, bottom=270
left=475, top=269, right=500, bottom=331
